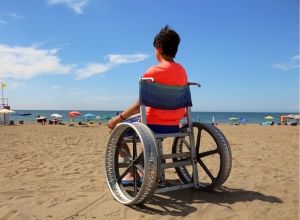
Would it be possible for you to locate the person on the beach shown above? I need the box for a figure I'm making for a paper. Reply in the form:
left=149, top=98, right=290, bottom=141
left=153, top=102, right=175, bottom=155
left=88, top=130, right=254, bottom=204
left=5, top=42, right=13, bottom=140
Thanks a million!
left=108, top=25, right=187, bottom=133
left=108, top=25, right=188, bottom=185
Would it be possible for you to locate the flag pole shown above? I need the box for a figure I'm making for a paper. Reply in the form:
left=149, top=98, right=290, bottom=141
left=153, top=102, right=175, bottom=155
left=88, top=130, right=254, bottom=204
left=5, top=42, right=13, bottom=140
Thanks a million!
left=1, top=82, right=3, bottom=98
left=1, top=82, right=3, bottom=107
left=0, top=82, right=2, bottom=125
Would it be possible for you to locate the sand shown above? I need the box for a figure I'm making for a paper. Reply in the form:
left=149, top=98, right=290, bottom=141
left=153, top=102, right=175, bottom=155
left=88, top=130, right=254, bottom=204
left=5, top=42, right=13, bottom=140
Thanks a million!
left=0, top=123, right=298, bottom=220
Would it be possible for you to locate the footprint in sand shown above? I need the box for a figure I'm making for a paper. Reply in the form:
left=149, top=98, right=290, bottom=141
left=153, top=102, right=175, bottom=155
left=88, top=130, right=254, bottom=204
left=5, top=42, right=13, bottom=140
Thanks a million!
left=0, top=208, right=33, bottom=220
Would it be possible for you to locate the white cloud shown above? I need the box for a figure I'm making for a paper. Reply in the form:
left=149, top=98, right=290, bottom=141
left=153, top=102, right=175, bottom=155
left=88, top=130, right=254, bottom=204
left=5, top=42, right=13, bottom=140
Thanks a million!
left=0, top=44, right=72, bottom=80
left=270, top=55, right=299, bottom=71
left=0, top=20, right=7, bottom=25
left=0, top=43, right=149, bottom=81
left=107, top=54, right=149, bottom=64
left=76, top=53, right=149, bottom=80
left=76, top=63, right=111, bottom=80
left=47, top=0, right=90, bottom=14
left=8, top=12, right=26, bottom=20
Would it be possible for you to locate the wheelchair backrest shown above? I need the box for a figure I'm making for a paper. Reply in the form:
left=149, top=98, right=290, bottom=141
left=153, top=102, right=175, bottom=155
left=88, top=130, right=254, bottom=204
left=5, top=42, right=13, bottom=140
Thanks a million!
left=139, top=78, right=194, bottom=125
left=139, top=80, right=192, bottom=110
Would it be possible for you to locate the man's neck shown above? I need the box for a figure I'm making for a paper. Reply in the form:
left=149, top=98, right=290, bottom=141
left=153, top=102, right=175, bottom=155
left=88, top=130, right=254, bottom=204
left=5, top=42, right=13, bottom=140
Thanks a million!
left=161, top=55, right=174, bottom=62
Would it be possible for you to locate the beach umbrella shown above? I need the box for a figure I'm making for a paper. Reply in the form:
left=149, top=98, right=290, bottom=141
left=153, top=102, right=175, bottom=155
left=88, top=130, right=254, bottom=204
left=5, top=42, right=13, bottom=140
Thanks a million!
left=229, top=117, right=238, bottom=125
left=239, top=117, right=248, bottom=124
left=288, top=114, right=300, bottom=119
left=95, top=116, right=102, bottom=123
left=0, top=109, right=15, bottom=114
left=83, top=113, right=95, bottom=118
left=84, top=113, right=95, bottom=122
left=0, top=109, right=15, bottom=125
left=68, top=111, right=81, bottom=123
left=36, top=116, right=47, bottom=120
left=14, top=113, right=32, bottom=116
left=265, top=116, right=274, bottom=120
left=50, top=113, right=63, bottom=118
left=68, top=111, right=81, bottom=117
left=293, top=115, right=300, bottom=120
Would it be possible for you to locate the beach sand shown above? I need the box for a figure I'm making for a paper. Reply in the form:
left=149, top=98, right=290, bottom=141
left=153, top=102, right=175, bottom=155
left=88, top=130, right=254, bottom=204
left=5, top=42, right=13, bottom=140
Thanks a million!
left=0, top=124, right=298, bottom=220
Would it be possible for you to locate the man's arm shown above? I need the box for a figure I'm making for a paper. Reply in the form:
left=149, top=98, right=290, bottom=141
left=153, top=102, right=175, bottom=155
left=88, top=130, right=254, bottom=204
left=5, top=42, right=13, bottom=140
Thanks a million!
left=107, top=99, right=140, bottom=131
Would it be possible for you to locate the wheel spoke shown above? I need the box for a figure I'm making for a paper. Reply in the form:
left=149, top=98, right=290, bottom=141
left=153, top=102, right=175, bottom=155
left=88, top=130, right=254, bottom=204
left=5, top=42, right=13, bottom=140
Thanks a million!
left=133, top=166, right=138, bottom=196
left=118, top=164, right=133, bottom=182
left=135, top=164, right=144, bottom=174
left=132, top=134, right=137, bottom=159
left=172, top=123, right=232, bottom=191
left=197, top=158, right=215, bottom=181
left=135, top=152, right=144, bottom=164
left=198, top=149, right=218, bottom=158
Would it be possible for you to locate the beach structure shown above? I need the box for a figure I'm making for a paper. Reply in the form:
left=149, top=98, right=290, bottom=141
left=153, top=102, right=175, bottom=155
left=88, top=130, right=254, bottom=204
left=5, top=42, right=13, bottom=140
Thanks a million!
left=105, top=79, right=232, bottom=205
left=0, top=82, right=13, bottom=125
left=280, top=114, right=300, bottom=126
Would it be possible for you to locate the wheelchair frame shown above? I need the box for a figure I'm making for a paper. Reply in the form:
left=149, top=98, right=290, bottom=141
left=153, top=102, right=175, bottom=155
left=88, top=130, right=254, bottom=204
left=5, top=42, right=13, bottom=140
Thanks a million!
left=105, top=78, right=232, bottom=205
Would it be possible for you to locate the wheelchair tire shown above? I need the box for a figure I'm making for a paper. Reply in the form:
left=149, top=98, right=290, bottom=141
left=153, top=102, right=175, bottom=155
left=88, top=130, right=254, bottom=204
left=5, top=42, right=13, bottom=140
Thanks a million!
left=172, top=122, right=232, bottom=191
left=105, top=122, right=160, bottom=205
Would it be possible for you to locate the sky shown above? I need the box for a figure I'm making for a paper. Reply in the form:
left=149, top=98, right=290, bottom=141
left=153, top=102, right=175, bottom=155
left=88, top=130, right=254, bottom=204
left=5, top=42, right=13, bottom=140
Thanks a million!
left=0, top=0, right=299, bottom=112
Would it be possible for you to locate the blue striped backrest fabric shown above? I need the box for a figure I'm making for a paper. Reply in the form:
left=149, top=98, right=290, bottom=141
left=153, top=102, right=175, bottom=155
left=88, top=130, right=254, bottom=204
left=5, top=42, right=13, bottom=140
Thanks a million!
left=139, top=81, right=192, bottom=110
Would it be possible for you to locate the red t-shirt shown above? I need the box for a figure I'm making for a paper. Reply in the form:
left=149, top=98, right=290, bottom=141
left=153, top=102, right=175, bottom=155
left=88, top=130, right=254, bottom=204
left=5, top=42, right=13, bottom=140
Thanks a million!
left=142, top=60, right=188, bottom=125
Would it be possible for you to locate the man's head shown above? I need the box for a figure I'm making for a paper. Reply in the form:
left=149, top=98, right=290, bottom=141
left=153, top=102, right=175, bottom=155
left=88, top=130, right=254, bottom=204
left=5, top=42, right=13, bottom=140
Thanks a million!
left=153, top=25, right=180, bottom=59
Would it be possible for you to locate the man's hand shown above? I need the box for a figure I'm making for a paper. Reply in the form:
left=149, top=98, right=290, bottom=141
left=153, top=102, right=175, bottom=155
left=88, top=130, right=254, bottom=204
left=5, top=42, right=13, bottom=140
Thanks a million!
left=108, top=116, right=122, bottom=133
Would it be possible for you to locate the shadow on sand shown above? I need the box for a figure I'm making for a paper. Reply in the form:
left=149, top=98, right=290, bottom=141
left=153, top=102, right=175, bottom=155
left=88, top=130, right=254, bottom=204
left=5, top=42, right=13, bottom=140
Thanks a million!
left=130, top=186, right=283, bottom=217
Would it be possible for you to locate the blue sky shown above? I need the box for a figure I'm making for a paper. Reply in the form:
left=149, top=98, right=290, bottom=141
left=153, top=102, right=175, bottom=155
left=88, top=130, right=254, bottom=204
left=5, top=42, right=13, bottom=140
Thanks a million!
left=0, top=0, right=298, bottom=112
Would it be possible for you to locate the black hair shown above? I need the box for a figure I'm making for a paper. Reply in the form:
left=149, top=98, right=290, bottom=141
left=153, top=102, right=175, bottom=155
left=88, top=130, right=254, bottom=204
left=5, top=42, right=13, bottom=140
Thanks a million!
left=153, top=25, right=180, bottom=58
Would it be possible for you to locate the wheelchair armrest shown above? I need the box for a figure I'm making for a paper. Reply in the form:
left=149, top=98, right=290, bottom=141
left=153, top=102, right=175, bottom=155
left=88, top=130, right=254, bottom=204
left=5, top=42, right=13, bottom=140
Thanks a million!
left=127, top=113, right=140, bottom=120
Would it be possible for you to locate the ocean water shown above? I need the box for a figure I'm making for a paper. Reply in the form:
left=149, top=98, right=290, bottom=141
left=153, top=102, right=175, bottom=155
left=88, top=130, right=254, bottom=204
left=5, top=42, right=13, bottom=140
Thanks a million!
left=7, top=110, right=297, bottom=124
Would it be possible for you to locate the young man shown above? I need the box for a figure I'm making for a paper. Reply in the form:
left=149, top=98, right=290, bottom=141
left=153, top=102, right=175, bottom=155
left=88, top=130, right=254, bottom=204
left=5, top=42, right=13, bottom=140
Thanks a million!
left=108, top=25, right=187, bottom=133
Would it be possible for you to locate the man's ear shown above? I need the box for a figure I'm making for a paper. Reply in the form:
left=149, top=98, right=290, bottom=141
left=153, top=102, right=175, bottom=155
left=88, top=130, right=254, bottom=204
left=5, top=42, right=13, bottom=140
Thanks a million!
left=157, top=47, right=163, bottom=54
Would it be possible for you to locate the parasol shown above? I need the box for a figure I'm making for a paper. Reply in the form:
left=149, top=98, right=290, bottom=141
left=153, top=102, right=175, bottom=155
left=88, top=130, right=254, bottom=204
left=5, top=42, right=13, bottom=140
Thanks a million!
left=0, top=109, right=15, bottom=114
left=51, top=113, right=63, bottom=118
left=264, top=116, right=274, bottom=120
left=68, top=111, right=81, bottom=117
left=83, top=113, right=95, bottom=118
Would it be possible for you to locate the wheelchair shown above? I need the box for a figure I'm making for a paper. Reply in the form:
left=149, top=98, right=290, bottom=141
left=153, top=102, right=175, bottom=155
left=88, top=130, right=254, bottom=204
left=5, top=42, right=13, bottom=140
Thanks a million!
left=105, top=78, right=232, bottom=205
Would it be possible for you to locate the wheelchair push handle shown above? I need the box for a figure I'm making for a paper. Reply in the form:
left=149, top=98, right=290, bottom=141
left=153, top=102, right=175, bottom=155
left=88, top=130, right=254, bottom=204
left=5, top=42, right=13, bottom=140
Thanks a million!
left=188, top=82, right=201, bottom=87
left=140, top=77, right=155, bottom=82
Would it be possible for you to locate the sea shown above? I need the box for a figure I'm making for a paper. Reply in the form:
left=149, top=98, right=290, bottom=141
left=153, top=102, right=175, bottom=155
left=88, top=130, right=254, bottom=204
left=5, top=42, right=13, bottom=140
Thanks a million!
left=7, top=110, right=298, bottom=124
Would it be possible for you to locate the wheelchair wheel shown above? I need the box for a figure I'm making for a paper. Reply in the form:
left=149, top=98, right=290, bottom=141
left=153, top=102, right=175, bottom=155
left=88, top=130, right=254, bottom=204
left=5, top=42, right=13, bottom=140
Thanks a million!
left=105, top=122, right=160, bottom=205
left=172, top=122, right=232, bottom=191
